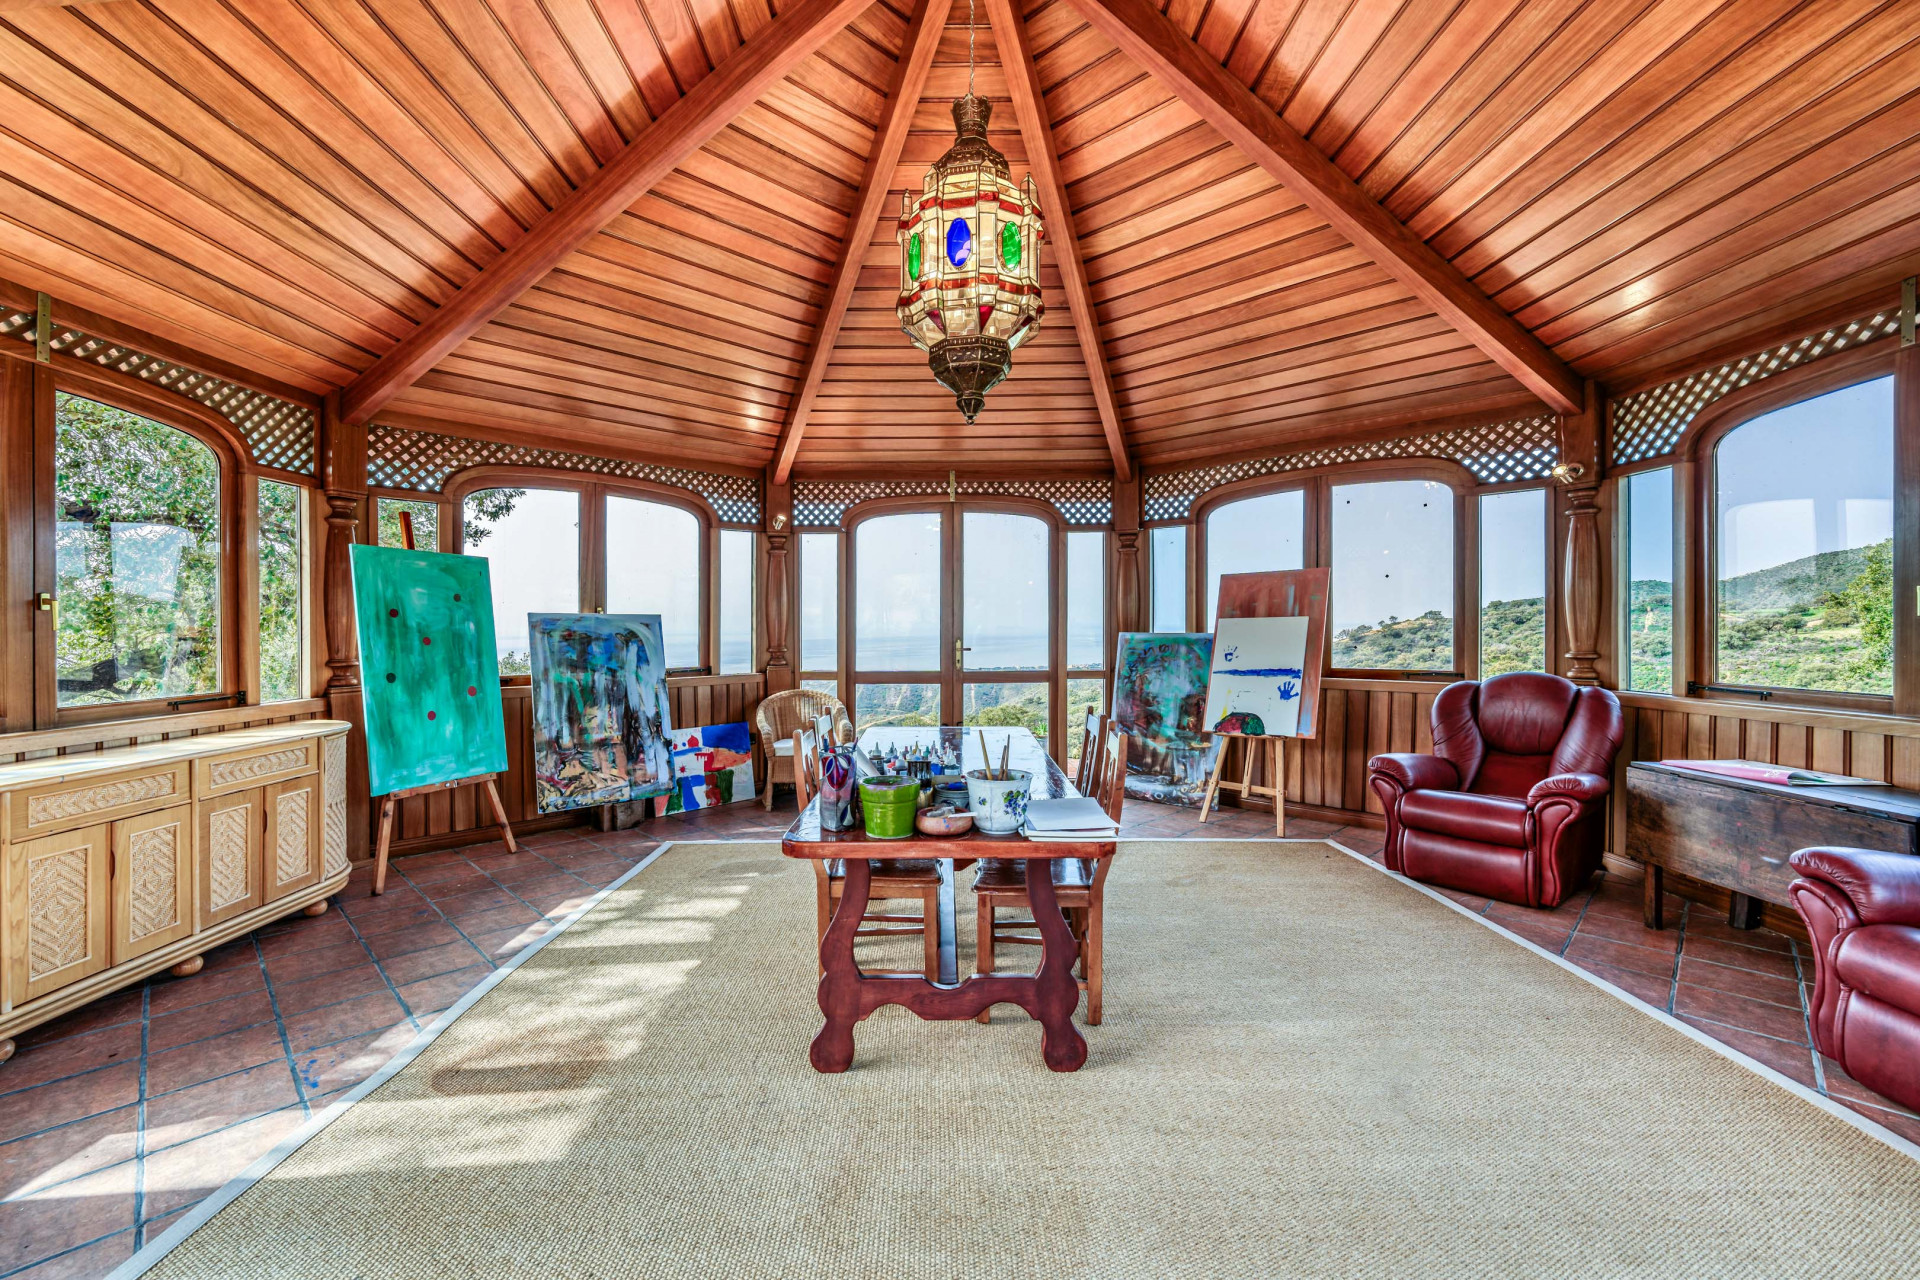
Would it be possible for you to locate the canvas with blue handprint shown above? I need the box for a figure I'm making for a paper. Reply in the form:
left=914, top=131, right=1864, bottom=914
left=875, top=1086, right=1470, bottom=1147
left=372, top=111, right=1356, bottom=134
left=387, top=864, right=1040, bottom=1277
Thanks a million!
left=1201, top=616, right=1311, bottom=738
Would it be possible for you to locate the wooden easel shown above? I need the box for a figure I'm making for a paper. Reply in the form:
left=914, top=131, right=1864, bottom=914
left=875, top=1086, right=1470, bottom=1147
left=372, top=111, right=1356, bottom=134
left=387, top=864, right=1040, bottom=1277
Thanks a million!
left=373, top=773, right=517, bottom=895
left=1198, top=736, right=1286, bottom=836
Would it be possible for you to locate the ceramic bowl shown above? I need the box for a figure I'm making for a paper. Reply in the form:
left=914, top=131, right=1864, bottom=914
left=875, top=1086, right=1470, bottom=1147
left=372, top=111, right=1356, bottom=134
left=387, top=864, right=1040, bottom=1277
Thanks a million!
left=915, top=804, right=974, bottom=837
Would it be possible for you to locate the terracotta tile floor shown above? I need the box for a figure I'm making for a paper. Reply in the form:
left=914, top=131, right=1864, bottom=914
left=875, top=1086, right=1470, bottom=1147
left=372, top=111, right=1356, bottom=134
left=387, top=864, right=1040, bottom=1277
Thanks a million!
left=1, top=798, right=1912, bottom=1277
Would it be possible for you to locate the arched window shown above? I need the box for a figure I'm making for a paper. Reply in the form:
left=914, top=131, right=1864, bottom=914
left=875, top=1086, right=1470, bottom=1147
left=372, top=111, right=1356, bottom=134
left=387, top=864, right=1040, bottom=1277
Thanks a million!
left=1330, top=479, right=1455, bottom=672
left=1203, top=489, right=1304, bottom=627
left=1711, top=376, right=1893, bottom=696
left=53, top=393, right=222, bottom=707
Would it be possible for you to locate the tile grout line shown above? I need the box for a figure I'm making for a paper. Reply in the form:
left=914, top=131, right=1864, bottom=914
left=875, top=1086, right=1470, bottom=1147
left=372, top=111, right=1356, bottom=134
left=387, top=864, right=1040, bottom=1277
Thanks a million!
left=0, top=1227, right=136, bottom=1280
left=1665, top=901, right=1687, bottom=1015
left=1556, top=881, right=1599, bottom=957
left=255, top=929, right=315, bottom=1121
left=130, top=982, right=151, bottom=1248
left=1791, top=936, right=1829, bottom=1095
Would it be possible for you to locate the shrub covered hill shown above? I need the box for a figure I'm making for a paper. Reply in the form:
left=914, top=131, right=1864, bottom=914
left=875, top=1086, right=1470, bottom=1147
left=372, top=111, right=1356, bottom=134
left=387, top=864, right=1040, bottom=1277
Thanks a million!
left=1335, top=538, right=1890, bottom=696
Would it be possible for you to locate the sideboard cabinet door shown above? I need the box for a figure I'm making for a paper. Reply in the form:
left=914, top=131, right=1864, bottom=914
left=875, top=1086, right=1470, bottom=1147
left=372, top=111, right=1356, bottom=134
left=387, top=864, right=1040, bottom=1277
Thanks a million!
left=5, top=824, right=111, bottom=1005
left=263, top=776, right=322, bottom=901
left=112, top=805, right=196, bottom=965
left=197, top=790, right=263, bottom=930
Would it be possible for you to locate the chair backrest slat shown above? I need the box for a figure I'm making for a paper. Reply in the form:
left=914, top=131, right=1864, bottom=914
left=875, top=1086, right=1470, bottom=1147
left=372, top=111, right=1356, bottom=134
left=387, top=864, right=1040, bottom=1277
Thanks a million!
left=1075, top=705, right=1106, bottom=795
left=1097, top=726, right=1128, bottom=824
left=796, top=728, right=819, bottom=810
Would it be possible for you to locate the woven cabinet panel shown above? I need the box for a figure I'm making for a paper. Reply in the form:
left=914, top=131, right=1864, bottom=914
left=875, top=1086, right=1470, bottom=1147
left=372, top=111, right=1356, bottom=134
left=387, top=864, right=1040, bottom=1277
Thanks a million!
left=275, top=788, right=312, bottom=886
left=27, top=844, right=92, bottom=980
left=126, top=823, right=182, bottom=943
left=323, top=736, right=349, bottom=877
left=208, top=807, right=253, bottom=910
left=27, top=772, right=179, bottom=827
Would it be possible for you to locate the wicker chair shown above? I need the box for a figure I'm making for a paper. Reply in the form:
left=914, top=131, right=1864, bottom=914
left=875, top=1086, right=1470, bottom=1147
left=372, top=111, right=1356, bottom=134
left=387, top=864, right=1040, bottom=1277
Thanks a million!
left=755, top=688, right=854, bottom=810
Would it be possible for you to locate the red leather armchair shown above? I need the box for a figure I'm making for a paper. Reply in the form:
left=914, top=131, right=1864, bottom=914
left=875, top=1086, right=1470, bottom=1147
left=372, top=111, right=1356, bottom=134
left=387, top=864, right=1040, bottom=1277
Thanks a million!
left=1368, top=673, right=1624, bottom=908
left=1789, top=847, right=1920, bottom=1113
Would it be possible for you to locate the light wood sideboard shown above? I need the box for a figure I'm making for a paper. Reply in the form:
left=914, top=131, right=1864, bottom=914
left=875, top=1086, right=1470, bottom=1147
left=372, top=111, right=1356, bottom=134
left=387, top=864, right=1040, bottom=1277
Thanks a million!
left=0, top=720, right=351, bottom=1065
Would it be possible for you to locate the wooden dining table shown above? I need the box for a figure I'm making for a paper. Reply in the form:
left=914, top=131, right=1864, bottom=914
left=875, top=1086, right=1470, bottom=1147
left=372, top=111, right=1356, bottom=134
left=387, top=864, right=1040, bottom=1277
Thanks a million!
left=781, top=725, right=1113, bottom=1073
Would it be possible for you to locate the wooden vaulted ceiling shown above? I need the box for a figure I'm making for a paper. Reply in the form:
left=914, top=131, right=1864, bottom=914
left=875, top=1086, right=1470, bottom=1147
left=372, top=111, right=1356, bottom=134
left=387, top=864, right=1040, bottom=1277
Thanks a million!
left=0, top=0, right=1916, bottom=479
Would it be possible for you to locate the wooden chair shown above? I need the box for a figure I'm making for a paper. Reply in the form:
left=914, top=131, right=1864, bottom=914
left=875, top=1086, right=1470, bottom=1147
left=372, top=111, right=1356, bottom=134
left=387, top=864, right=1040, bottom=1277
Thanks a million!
left=973, top=726, right=1128, bottom=1025
left=756, top=688, right=854, bottom=811
left=1073, top=705, right=1106, bottom=795
left=803, top=728, right=943, bottom=979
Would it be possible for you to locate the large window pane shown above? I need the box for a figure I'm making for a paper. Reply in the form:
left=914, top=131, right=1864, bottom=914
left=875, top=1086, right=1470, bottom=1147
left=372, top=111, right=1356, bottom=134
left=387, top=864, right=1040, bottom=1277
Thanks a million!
left=1067, top=531, right=1105, bottom=670
left=1625, top=468, right=1674, bottom=693
left=1715, top=378, right=1893, bottom=695
left=856, top=512, right=941, bottom=671
left=258, top=480, right=304, bottom=703
left=854, top=682, right=939, bottom=729
left=719, top=529, right=754, bottom=675
left=1150, top=525, right=1186, bottom=632
left=377, top=497, right=438, bottom=550
left=464, top=487, right=579, bottom=676
left=965, top=682, right=1051, bottom=754
left=605, top=495, right=700, bottom=668
left=1205, top=489, right=1304, bottom=627
left=1478, top=489, right=1546, bottom=678
left=800, top=532, right=838, bottom=672
left=964, top=511, right=1048, bottom=671
left=54, top=393, right=221, bottom=706
left=1331, top=479, right=1454, bottom=671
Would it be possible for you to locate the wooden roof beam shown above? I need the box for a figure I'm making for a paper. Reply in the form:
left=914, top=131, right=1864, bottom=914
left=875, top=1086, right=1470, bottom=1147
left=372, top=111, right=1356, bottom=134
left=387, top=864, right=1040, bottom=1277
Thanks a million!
left=1063, top=0, right=1585, bottom=417
left=771, top=0, right=954, bottom=484
left=984, top=0, right=1133, bottom=482
left=338, top=0, right=874, bottom=428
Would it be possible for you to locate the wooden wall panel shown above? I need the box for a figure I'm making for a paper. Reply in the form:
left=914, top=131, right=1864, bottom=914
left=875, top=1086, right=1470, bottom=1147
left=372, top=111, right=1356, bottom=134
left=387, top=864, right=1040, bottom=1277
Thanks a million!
left=385, top=672, right=767, bottom=855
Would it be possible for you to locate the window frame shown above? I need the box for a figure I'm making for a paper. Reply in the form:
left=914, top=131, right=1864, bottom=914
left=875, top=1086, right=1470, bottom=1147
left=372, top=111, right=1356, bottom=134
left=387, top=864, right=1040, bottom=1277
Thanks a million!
left=442, top=467, right=727, bottom=683
left=1675, top=346, right=1903, bottom=714
left=1475, top=484, right=1554, bottom=682
left=34, top=363, right=258, bottom=728
left=1190, top=462, right=1478, bottom=681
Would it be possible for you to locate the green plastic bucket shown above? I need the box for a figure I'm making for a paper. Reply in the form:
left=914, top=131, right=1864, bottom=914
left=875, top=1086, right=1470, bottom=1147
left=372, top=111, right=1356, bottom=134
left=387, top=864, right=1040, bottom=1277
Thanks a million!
left=859, top=776, right=920, bottom=840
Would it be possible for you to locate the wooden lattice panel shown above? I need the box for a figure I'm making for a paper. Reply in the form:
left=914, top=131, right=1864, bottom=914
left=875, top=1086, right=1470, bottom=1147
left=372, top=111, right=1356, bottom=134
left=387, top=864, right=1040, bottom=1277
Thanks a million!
left=127, top=824, right=182, bottom=943
left=368, top=424, right=761, bottom=524
left=1611, top=311, right=1902, bottom=466
left=274, top=788, right=312, bottom=886
left=207, top=807, right=253, bottom=910
left=27, top=844, right=91, bottom=980
left=323, top=735, right=348, bottom=877
left=1143, top=415, right=1559, bottom=521
left=792, top=477, right=1114, bottom=528
left=0, top=310, right=317, bottom=474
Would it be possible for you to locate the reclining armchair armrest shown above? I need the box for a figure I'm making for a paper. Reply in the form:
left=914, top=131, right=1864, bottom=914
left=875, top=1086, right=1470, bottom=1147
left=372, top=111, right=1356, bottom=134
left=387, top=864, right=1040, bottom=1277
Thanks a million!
left=1526, top=772, right=1610, bottom=807
left=1367, top=753, right=1459, bottom=793
left=1787, top=847, right=1920, bottom=927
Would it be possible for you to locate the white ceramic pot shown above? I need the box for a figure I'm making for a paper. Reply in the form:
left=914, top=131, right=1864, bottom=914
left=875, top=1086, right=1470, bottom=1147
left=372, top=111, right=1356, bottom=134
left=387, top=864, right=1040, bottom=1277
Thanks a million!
left=966, top=769, right=1032, bottom=835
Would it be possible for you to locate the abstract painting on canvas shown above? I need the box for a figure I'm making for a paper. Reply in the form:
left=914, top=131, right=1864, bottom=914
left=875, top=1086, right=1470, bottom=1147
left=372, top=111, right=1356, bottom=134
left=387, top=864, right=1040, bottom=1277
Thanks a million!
left=528, top=614, right=673, bottom=813
left=1110, top=632, right=1222, bottom=806
left=1202, top=616, right=1311, bottom=737
left=655, top=722, right=756, bottom=815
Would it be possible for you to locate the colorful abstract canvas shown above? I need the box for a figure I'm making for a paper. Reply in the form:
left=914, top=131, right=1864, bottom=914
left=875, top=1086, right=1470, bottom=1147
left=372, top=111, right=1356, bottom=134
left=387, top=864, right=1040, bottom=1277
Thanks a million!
left=1111, top=632, right=1222, bottom=807
left=654, top=722, right=756, bottom=815
left=1202, top=616, right=1311, bottom=737
left=528, top=614, right=673, bottom=813
left=350, top=545, right=508, bottom=797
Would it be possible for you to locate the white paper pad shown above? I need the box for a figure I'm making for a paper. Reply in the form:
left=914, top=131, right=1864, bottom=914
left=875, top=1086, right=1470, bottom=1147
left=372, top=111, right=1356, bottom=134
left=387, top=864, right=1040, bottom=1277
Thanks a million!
left=1026, top=797, right=1114, bottom=831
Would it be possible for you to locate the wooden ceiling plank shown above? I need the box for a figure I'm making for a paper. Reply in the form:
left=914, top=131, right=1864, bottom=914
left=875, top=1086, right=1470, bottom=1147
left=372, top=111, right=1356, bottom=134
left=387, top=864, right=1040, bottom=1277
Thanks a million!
left=770, top=0, right=951, bottom=483
left=591, top=0, right=685, bottom=119
left=1063, top=0, right=1582, bottom=415
left=338, top=0, right=873, bottom=427
left=985, top=0, right=1132, bottom=479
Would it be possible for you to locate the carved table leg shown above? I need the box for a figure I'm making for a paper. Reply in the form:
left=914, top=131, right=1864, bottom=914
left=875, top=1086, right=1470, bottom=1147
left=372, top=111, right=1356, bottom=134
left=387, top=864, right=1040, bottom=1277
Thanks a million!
left=304, top=900, right=330, bottom=918
left=169, top=956, right=204, bottom=978
left=0, top=1038, right=13, bottom=1065
left=1023, top=865, right=1090, bottom=1073
left=811, top=857, right=871, bottom=1073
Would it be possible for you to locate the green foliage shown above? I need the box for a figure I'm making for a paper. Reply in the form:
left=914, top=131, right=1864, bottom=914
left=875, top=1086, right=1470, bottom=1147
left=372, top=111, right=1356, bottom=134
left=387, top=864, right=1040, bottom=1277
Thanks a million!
left=377, top=498, right=439, bottom=550
left=1626, top=579, right=1673, bottom=692
left=1479, top=597, right=1546, bottom=677
left=257, top=481, right=303, bottom=702
left=1715, top=538, right=1892, bottom=695
left=1332, top=609, right=1453, bottom=672
left=54, top=394, right=221, bottom=705
left=460, top=488, right=525, bottom=547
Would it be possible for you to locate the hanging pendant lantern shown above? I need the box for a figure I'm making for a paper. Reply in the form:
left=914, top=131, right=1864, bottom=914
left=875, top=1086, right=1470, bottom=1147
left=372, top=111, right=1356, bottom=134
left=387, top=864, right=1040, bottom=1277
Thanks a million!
left=895, top=92, right=1045, bottom=423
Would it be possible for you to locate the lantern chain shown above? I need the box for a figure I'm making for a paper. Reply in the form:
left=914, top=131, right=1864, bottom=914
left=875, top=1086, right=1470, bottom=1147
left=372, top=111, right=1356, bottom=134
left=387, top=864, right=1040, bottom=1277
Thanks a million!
left=968, top=0, right=975, bottom=97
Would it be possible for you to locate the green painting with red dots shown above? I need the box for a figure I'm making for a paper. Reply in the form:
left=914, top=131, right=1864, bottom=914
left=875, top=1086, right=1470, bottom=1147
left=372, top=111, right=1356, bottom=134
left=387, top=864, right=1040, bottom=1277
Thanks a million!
left=349, top=544, right=508, bottom=796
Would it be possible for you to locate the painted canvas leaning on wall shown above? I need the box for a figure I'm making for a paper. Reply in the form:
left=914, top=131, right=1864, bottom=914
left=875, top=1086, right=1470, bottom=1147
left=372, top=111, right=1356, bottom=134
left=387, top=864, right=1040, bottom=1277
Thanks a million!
left=1110, top=631, right=1222, bottom=806
left=528, top=614, right=675, bottom=813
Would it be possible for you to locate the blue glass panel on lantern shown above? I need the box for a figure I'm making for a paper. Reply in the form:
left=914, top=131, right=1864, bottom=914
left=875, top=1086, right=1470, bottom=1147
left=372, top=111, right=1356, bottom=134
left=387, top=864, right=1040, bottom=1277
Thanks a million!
left=947, top=217, right=971, bottom=267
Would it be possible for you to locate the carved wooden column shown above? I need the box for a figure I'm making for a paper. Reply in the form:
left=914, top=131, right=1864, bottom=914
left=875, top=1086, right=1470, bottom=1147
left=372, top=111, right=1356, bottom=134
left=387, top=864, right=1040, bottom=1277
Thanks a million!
left=1112, top=474, right=1144, bottom=637
left=1557, top=381, right=1605, bottom=687
left=763, top=476, right=795, bottom=694
left=319, top=393, right=371, bottom=858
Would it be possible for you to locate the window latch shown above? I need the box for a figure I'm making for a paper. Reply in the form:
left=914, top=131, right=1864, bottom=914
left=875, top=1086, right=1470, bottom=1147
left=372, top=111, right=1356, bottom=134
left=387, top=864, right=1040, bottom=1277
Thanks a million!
left=34, top=592, right=52, bottom=612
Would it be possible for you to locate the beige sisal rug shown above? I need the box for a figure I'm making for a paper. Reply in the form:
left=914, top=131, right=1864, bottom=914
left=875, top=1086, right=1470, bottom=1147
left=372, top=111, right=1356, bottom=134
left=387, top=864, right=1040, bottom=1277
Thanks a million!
left=126, top=840, right=1920, bottom=1279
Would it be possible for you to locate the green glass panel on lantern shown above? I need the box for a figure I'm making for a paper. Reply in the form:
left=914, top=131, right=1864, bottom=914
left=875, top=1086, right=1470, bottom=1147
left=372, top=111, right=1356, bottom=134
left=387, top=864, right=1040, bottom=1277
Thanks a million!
left=907, top=231, right=921, bottom=280
left=1000, top=222, right=1020, bottom=268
